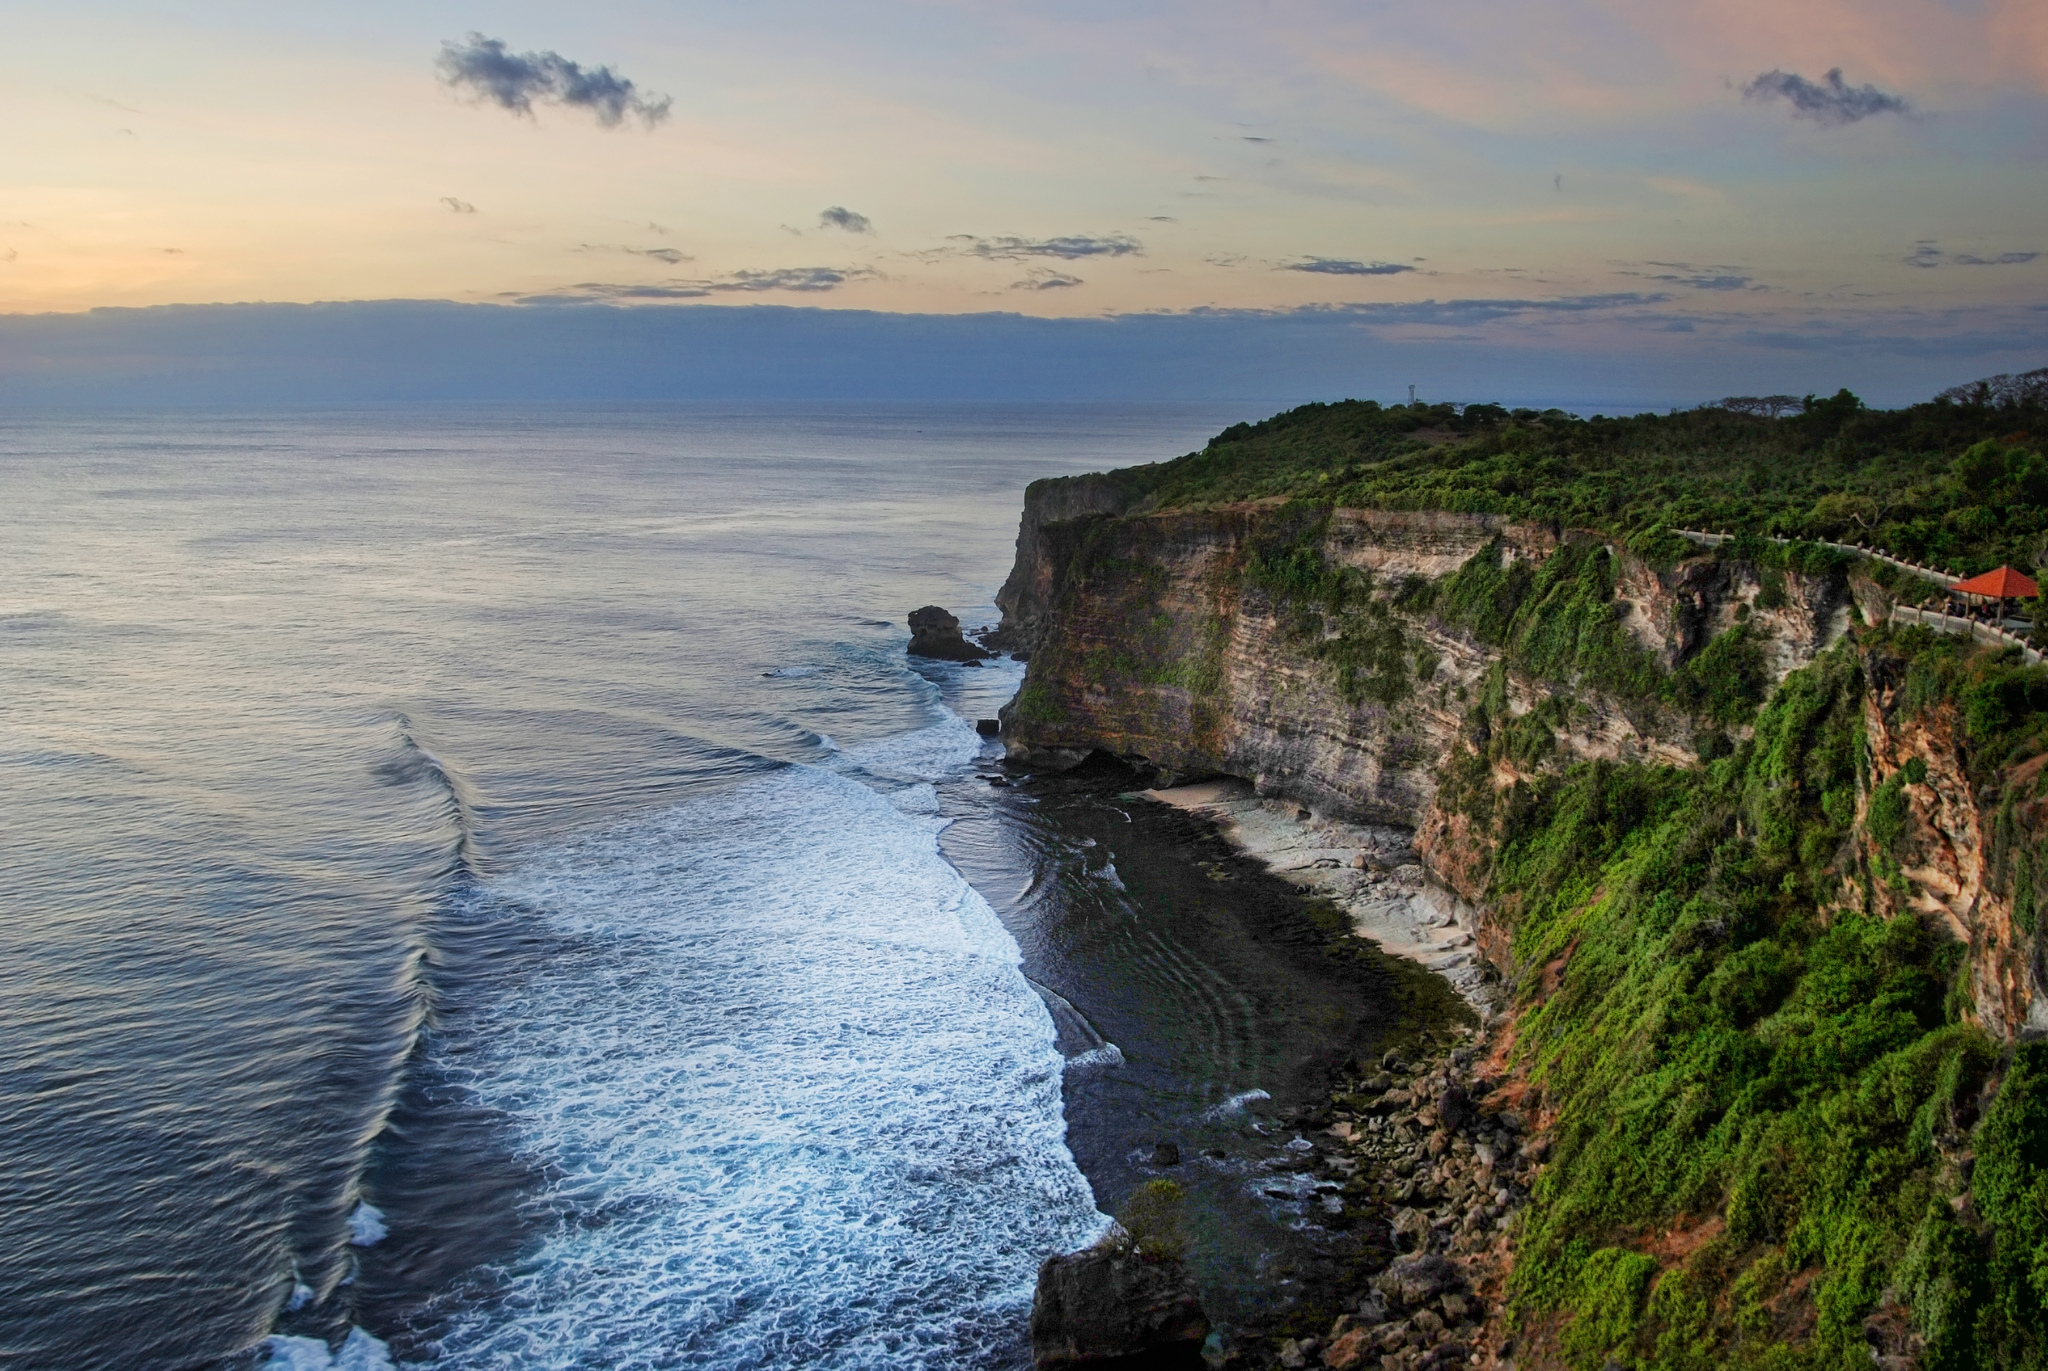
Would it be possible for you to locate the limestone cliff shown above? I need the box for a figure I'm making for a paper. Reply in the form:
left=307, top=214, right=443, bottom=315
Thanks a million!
left=992, top=475, right=2048, bottom=1045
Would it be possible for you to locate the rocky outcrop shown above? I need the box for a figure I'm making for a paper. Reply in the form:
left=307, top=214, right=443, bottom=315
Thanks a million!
left=1030, top=1240, right=1210, bottom=1366
left=991, top=490, right=1848, bottom=945
left=1859, top=657, right=2048, bottom=1040
left=907, top=605, right=992, bottom=661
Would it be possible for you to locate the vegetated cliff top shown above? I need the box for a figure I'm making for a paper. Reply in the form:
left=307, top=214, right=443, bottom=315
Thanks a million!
left=1055, top=382, right=2047, bottom=581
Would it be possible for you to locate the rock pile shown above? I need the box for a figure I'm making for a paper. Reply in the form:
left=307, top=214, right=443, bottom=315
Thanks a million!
left=1226, top=1034, right=1544, bottom=1370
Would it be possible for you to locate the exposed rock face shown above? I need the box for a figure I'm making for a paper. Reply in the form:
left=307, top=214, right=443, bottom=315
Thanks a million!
left=906, top=605, right=992, bottom=661
left=1030, top=1242, right=1210, bottom=1366
left=988, top=484, right=1924, bottom=1016
left=1859, top=656, right=2048, bottom=1039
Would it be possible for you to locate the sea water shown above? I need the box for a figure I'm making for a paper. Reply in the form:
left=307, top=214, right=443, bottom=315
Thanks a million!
left=0, top=404, right=1245, bottom=1369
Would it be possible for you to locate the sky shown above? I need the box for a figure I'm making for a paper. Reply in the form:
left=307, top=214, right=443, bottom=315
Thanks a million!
left=3, top=0, right=2045, bottom=404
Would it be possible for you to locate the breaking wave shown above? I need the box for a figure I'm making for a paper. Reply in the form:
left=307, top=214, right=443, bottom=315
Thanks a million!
left=417, top=718, right=1106, bottom=1368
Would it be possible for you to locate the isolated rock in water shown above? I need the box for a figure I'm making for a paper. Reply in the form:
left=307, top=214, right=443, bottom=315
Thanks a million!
left=976, top=718, right=1002, bottom=737
left=1031, top=1242, right=1209, bottom=1365
left=907, top=605, right=992, bottom=661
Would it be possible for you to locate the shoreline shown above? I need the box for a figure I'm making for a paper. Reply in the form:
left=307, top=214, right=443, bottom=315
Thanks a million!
left=1138, top=781, right=1497, bottom=1016
left=1120, top=778, right=1533, bottom=1370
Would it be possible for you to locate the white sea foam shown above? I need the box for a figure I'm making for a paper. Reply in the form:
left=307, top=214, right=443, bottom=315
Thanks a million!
left=427, top=720, right=1105, bottom=1369
left=263, top=1328, right=394, bottom=1371
left=347, top=1202, right=387, bottom=1247
left=1204, top=1088, right=1272, bottom=1120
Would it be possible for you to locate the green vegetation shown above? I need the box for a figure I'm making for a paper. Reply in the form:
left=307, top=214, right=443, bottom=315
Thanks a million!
left=1241, top=511, right=1421, bottom=709
left=1020, top=377, right=2048, bottom=1366
left=1452, top=626, right=2048, bottom=1368
left=1116, top=1179, right=1191, bottom=1262
left=1113, top=391, right=2048, bottom=580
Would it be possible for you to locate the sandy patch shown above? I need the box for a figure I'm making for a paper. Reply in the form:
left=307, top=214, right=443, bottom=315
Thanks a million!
left=1141, top=779, right=1497, bottom=1013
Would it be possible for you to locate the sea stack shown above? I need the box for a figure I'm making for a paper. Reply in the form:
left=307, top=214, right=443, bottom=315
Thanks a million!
left=906, top=605, right=992, bottom=661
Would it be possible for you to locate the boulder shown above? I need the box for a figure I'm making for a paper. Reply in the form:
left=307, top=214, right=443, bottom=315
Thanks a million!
left=1436, top=1082, right=1474, bottom=1133
left=976, top=718, right=1002, bottom=737
left=1031, top=1241, right=1210, bottom=1366
left=1151, top=1141, right=1182, bottom=1167
left=1376, top=1253, right=1459, bottom=1309
left=907, top=605, right=993, bottom=661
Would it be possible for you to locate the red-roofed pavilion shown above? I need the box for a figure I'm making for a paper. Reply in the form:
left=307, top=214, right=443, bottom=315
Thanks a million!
left=1953, top=566, right=2039, bottom=601
left=1949, top=566, right=2039, bottom=626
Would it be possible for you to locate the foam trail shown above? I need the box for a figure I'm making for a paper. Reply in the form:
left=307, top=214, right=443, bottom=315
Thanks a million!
left=425, top=722, right=1104, bottom=1369
left=1205, top=1089, right=1272, bottom=1120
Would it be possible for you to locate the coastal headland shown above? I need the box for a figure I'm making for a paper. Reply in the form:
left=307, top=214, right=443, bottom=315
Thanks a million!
left=993, top=390, right=2048, bottom=1370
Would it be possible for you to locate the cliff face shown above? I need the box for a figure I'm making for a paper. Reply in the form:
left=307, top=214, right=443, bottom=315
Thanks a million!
left=996, top=494, right=1725, bottom=824
left=992, top=479, right=2047, bottom=1044
left=1859, top=661, right=2048, bottom=1041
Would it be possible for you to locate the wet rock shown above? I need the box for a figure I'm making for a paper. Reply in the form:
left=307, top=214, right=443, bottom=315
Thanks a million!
left=1377, top=1253, right=1459, bottom=1309
left=1391, top=1208, right=1431, bottom=1250
left=977, top=718, right=1002, bottom=736
left=1321, top=1327, right=1372, bottom=1369
left=1151, top=1141, right=1183, bottom=1168
left=1436, top=1082, right=1474, bottom=1132
left=907, top=605, right=994, bottom=661
left=1030, top=1241, right=1210, bottom=1366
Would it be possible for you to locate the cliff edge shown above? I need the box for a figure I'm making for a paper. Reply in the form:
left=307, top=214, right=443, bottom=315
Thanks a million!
left=998, top=395, right=2048, bottom=1371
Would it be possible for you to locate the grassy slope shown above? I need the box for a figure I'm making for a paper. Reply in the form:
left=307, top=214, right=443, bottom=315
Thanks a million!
left=1091, top=391, right=2048, bottom=1367
left=1106, top=392, right=2048, bottom=598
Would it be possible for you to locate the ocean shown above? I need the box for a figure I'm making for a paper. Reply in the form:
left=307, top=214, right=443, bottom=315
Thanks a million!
left=0, top=404, right=1400, bottom=1370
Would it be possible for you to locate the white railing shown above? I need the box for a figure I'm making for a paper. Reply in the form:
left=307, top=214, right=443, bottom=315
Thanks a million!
left=1889, top=604, right=2044, bottom=666
left=1674, top=529, right=1960, bottom=589
left=1672, top=529, right=2042, bottom=667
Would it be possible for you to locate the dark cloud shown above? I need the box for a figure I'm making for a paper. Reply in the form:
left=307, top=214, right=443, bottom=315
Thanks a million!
left=1905, top=242, right=2041, bottom=268
left=946, top=234, right=1142, bottom=261
left=523, top=266, right=880, bottom=302
left=1284, top=258, right=1416, bottom=277
left=436, top=34, right=671, bottom=128
left=576, top=245, right=694, bottom=264
left=1741, top=67, right=1909, bottom=126
left=1012, top=270, right=1083, bottom=291
left=1304, top=292, right=1671, bottom=326
left=1954, top=251, right=2040, bottom=267
left=441, top=197, right=477, bottom=214
left=1149, top=216, right=1177, bottom=223
left=818, top=207, right=873, bottom=234
left=1642, top=267, right=1752, bottom=291
left=1241, top=136, right=1275, bottom=143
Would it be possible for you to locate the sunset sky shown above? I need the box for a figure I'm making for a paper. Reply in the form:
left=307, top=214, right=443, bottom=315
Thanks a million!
left=4, top=0, right=2044, bottom=398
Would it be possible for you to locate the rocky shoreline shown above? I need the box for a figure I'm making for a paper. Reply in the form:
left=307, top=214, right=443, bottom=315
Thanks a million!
left=1020, top=774, right=1536, bottom=1371
left=1242, top=1029, right=1540, bottom=1371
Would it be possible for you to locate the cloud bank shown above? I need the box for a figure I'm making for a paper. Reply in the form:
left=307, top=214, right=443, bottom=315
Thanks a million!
left=436, top=34, right=672, bottom=129
left=1284, top=258, right=1415, bottom=277
left=947, top=234, right=1142, bottom=261
left=525, top=266, right=880, bottom=301
left=1741, top=67, right=1910, bottom=127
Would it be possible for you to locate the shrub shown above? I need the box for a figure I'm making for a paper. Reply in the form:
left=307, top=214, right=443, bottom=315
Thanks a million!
left=1115, top=1179, right=1190, bottom=1262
